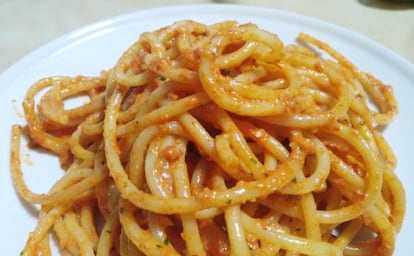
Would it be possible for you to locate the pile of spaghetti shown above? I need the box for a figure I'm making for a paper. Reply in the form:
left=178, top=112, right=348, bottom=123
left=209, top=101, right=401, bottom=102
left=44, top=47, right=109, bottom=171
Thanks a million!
left=11, top=20, right=405, bottom=256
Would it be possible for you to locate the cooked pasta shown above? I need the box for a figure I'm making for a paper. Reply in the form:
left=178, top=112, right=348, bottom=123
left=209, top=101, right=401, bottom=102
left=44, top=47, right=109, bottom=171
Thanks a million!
left=10, top=20, right=405, bottom=256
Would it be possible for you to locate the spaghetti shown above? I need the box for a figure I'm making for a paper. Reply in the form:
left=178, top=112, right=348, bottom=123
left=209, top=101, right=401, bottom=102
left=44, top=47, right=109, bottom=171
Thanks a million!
left=10, top=20, right=405, bottom=255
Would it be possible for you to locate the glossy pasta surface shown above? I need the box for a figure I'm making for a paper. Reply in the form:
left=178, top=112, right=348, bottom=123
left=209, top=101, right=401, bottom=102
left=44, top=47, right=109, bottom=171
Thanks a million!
left=11, top=20, right=405, bottom=256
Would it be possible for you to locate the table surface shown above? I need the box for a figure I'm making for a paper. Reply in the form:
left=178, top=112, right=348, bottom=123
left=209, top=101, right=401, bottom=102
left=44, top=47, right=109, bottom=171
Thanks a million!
left=1, top=0, right=413, bottom=73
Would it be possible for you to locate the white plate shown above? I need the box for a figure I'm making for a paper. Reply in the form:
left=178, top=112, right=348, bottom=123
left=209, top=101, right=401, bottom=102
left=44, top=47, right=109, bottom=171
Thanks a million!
left=1, top=4, right=413, bottom=255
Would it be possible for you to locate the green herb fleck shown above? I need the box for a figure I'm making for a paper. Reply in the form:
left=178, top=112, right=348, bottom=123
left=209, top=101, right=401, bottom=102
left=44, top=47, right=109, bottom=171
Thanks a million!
left=249, top=157, right=258, bottom=164
left=106, top=230, right=112, bottom=234
left=156, top=244, right=162, bottom=248
left=359, top=121, right=365, bottom=125
left=227, top=199, right=232, bottom=204
left=291, top=177, right=297, bottom=183
left=163, top=238, right=170, bottom=245
left=158, top=75, right=167, bottom=81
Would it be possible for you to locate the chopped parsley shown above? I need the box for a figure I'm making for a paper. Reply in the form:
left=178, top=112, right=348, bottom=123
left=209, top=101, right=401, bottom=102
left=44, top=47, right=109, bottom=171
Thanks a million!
left=158, top=75, right=167, bottom=81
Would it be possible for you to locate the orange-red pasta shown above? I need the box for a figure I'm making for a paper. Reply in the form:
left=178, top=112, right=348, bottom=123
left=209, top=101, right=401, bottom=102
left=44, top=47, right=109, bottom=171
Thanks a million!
left=10, top=20, right=404, bottom=256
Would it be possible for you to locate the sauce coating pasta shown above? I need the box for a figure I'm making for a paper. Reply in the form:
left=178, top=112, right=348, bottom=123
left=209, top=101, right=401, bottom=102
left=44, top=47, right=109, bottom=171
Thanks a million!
left=10, top=20, right=405, bottom=256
